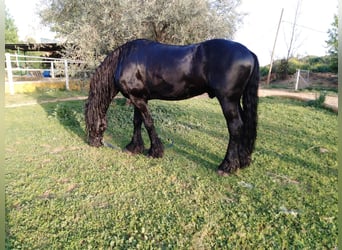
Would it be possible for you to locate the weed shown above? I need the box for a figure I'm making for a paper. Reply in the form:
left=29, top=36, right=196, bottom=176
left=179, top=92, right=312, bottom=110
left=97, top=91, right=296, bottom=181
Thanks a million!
left=306, top=91, right=327, bottom=108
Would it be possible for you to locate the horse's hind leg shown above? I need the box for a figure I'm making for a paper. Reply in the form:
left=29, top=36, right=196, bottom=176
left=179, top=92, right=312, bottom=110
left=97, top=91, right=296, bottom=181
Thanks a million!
left=217, top=97, right=243, bottom=175
left=125, top=107, right=145, bottom=154
left=237, top=105, right=252, bottom=168
left=130, top=98, right=164, bottom=158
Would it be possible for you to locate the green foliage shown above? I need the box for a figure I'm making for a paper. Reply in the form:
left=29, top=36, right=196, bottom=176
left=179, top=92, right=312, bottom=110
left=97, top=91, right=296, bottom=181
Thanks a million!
left=325, top=14, right=338, bottom=73
left=306, top=91, right=327, bottom=108
left=259, top=65, right=269, bottom=77
left=273, top=59, right=290, bottom=79
left=270, top=55, right=336, bottom=79
left=5, top=8, right=19, bottom=43
left=302, top=56, right=335, bottom=73
left=326, top=14, right=338, bottom=56
left=39, top=0, right=242, bottom=65
left=5, top=97, right=337, bottom=248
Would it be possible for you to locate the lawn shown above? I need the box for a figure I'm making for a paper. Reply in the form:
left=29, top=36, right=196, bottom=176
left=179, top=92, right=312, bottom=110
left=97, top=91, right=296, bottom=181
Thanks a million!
left=5, top=95, right=337, bottom=249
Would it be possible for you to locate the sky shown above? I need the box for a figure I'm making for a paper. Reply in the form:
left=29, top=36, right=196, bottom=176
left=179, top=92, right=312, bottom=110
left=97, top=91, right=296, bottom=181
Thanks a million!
left=234, top=0, right=338, bottom=65
left=5, top=0, right=338, bottom=66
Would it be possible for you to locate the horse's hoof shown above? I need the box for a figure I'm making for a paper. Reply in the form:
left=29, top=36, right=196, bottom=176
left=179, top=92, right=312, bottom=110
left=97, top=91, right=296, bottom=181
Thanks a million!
left=88, top=137, right=104, bottom=147
left=123, top=148, right=134, bottom=155
left=148, top=153, right=163, bottom=158
left=217, top=169, right=230, bottom=177
left=239, top=153, right=251, bottom=169
left=123, top=148, right=144, bottom=156
left=147, top=149, right=164, bottom=158
left=124, top=143, right=145, bottom=155
left=218, top=159, right=239, bottom=174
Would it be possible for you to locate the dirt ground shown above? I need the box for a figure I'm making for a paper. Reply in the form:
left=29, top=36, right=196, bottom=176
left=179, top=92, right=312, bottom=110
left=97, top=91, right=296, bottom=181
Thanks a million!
left=258, top=72, right=338, bottom=112
left=258, top=89, right=338, bottom=112
left=260, top=72, right=338, bottom=88
left=308, top=72, right=338, bottom=86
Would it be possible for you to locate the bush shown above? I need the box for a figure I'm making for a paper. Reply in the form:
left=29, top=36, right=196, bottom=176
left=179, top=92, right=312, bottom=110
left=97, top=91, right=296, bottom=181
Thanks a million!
left=273, top=59, right=289, bottom=80
left=310, top=63, right=331, bottom=73
left=268, top=55, right=335, bottom=80
left=306, top=91, right=327, bottom=108
left=259, top=66, right=269, bottom=77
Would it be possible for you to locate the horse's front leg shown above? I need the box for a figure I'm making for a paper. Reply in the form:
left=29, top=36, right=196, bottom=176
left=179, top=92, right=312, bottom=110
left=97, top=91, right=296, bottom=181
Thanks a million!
left=125, top=107, right=145, bottom=154
left=217, top=98, right=243, bottom=175
left=131, top=98, right=164, bottom=158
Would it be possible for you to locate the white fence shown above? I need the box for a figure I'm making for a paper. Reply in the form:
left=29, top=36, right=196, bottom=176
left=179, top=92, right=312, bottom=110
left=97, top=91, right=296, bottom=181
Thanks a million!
left=294, top=69, right=310, bottom=90
left=5, top=53, right=89, bottom=95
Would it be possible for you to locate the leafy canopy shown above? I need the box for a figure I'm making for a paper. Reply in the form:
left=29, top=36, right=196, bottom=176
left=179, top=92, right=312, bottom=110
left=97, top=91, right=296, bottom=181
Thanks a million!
left=39, top=0, right=242, bottom=65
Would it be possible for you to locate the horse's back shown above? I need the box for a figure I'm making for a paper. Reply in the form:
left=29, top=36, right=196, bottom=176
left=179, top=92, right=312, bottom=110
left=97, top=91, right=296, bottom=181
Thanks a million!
left=116, top=39, right=207, bottom=100
left=116, top=39, right=256, bottom=100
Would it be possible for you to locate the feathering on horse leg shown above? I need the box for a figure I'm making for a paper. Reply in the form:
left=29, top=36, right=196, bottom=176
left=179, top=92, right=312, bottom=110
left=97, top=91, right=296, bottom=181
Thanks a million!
left=131, top=100, right=164, bottom=158
left=217, top=98, right=243, bottom=175
left=143, top=112, right=164, bottom=158
left=124, top=107, right=145, bottom=154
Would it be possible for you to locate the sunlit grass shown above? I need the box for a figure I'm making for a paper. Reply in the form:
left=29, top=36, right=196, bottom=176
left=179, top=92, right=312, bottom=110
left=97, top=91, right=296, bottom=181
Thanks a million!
left=5, top=96, right=337, bottom=249
left=5, top=89, right=88, bottom=106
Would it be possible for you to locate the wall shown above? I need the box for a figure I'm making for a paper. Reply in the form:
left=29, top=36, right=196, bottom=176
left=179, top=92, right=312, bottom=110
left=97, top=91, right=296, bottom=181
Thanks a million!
left=5, top=79, right=89, bottom=94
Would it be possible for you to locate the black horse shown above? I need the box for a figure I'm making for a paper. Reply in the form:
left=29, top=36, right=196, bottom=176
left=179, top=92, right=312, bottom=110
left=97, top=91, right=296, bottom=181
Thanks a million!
left=85, top=39, right=259, bottom=175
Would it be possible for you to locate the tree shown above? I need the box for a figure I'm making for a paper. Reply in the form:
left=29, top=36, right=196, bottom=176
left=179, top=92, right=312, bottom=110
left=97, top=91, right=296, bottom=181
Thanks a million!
left=39, top=0, right=242, bottom=66
left=326, top=14, right=338, bottom=73
left=5, top=8, right=19, bottom=43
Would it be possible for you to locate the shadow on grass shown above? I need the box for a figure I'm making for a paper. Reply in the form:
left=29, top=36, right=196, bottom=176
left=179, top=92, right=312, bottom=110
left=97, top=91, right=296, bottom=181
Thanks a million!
left=105, top=99, right=226, bottom=173
left=41, top=100, right=88, bottom=143
left=16, top=88, right=88, bottom=144
left=165, top=133, right=223, bottom=172
left=31, top=91, right=337, bottom=176
left=33, top=94, right=223, bottom=173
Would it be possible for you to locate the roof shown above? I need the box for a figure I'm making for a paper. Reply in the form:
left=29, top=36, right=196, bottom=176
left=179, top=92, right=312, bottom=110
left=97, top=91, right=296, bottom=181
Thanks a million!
left=5, top=43, right=64, bottom=52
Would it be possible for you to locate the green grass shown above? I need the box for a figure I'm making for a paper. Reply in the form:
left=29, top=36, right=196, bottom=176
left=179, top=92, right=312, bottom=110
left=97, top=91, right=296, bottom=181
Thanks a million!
left=5, top=89, right=88, bottom=106
left=5, top=96, right=337, bottom=249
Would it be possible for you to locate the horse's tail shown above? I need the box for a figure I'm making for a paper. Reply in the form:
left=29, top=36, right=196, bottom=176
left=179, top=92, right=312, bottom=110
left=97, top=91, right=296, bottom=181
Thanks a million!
left=241, top=52, right=259, bottom=157
left=85, top=50, right=120, bottom=146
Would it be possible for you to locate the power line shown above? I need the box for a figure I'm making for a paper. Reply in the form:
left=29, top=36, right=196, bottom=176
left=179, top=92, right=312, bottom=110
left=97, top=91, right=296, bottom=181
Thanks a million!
left=282, top=20, right=327, bottom=33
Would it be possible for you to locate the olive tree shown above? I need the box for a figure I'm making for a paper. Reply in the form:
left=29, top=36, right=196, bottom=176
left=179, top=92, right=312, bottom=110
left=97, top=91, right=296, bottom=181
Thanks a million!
left=39, top=0, right=242, bottom=65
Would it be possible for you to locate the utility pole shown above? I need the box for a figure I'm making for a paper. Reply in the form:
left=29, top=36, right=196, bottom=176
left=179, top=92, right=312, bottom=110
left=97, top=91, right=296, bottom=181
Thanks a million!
left=266, top=8, right=284, bottom=85
left=286, top=0, right=302, bottom=61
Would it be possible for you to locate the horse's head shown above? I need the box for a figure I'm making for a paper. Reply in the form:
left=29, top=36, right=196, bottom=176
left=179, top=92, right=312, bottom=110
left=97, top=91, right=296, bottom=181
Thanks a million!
left=84, top=99, right=107, bottom=147
left=84, top=49, right=121, bottom=147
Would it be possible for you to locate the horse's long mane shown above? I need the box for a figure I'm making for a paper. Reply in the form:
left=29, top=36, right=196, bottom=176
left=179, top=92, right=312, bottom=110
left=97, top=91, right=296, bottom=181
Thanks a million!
left=85, top=49, right=120, bottom=146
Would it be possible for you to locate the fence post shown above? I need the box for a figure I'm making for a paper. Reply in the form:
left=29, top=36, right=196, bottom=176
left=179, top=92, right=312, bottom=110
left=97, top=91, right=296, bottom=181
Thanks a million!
left=15, top=53, right=19, bottom=68
left=5, top=53, right=15, bottom=95
left=50, top=61, right=55, bottom=78
left=64, top=59, right=69, bottom=90
left=295, top=69, right=300, bottom=91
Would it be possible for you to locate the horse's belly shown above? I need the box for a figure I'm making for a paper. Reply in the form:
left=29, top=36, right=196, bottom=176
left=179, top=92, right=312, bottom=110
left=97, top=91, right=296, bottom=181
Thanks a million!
left=148, top=79, right=207, bottom=100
